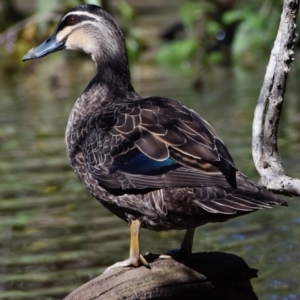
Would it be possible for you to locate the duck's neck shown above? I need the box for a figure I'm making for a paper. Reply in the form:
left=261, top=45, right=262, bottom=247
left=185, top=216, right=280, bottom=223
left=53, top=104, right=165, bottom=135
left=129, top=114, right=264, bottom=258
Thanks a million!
left=99, top=58, right=133, bottom=95
left=74, top=51, right=137, bottom=113
left=67, top=51, right=139, bottom=140
left=66, top=57, right=138, bottom=160
left=82, top=49, right=136, bottom=105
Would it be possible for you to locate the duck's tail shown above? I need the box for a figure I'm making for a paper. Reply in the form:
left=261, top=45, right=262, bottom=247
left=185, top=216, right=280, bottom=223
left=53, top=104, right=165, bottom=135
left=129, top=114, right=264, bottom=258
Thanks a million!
left=193, top=171, right=288, bottom=215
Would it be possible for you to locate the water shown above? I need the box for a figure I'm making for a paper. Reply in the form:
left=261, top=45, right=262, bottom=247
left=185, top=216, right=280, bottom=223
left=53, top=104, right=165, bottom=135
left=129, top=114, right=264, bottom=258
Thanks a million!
left=1, top=6, right=300, bottom=299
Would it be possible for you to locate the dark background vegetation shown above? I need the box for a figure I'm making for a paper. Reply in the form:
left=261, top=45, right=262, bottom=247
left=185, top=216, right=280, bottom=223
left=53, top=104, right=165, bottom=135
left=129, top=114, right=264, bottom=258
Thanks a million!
left=1, top=0, right=297, bottom=74
left=1, top=1, right=300, bottom=299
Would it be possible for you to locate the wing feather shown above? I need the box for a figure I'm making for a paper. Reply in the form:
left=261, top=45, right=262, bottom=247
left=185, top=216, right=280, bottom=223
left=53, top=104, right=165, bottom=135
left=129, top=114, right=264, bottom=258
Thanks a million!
left=81, top=97, right=237, bottom=191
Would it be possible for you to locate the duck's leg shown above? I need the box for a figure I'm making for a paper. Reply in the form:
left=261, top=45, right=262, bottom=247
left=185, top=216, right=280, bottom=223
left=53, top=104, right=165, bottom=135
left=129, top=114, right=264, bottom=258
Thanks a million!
left=159, top=228, right=195, bottom=259
left=104, top=219, right=150, bottom=273
left=180, top=228, right=195, bottom=255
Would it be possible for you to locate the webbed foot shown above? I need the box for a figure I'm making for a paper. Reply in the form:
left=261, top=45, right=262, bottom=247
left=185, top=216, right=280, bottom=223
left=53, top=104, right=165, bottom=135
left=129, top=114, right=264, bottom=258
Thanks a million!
left=104, top=253, right=150, bottom=273
left=104, top=219, right=151, bottom=273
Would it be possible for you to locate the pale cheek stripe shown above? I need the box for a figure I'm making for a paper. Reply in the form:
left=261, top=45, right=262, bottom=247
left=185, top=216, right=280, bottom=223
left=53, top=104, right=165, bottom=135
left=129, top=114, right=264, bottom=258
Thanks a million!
left=56, top=21, right=94, bottom=42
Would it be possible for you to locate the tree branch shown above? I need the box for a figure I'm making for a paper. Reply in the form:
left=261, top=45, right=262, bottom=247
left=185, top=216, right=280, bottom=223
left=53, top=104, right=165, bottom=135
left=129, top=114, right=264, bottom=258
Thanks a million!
left=252, top=0, right=300, bottom=196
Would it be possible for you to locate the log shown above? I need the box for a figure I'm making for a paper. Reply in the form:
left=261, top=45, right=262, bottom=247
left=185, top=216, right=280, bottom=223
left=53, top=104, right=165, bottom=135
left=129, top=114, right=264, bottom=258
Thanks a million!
left=64, top=252, right=258, bottom=300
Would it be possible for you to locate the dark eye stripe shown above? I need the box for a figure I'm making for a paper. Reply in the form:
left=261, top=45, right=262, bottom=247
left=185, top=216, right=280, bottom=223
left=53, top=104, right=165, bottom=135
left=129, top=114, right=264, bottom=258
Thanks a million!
left=57, top=15, right=96, bottom=34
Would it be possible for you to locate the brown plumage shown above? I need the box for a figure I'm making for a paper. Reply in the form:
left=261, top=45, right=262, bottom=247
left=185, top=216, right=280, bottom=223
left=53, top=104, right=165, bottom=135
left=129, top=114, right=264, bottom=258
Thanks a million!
left=23, top=4, right=287, bottom=271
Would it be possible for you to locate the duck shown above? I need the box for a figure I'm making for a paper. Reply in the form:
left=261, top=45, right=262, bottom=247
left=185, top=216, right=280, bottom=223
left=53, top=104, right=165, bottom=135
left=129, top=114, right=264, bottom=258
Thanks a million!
left=22, top=4, right=287, bottom=271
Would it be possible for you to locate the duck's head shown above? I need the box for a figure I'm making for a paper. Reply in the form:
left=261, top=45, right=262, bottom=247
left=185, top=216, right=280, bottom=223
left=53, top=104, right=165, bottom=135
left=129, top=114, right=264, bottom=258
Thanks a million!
left=23, top=5, right=130, bottom=80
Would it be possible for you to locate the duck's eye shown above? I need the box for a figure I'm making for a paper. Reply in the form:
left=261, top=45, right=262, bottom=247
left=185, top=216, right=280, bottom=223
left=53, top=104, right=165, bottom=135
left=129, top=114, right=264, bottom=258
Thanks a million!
left=68, top=16, right=77, bottom=25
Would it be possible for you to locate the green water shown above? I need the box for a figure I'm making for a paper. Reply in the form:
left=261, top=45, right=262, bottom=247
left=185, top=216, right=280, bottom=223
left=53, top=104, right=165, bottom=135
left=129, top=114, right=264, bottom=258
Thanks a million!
left=0, top=53, right=300, bottom=300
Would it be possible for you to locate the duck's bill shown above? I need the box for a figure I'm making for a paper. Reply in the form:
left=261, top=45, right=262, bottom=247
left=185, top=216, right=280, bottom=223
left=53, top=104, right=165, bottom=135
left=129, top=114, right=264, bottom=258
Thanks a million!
left=22, top=34, right=65, bottom=61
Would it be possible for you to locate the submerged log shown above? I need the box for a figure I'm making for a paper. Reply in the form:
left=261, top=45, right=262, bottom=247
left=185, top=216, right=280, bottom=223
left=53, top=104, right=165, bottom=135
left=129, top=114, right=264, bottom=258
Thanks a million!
left=64, top=252, right=258, bottom=300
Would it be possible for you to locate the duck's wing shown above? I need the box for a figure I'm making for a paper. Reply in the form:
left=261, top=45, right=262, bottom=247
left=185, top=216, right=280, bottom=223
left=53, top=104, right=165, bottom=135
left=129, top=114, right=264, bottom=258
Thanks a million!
left=80, top=97, right=236, bottom=191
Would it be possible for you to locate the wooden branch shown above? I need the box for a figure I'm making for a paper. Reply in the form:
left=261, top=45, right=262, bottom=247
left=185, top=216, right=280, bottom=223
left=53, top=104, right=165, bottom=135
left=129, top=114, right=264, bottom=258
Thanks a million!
left=64, top=252, right=258, bottom=300
left=252, top=0, right=300, bottom=196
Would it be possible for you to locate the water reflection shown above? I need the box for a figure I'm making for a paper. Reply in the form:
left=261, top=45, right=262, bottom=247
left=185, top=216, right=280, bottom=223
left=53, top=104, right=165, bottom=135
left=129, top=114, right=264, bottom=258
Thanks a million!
left=0, top=55, right=299, bottom=299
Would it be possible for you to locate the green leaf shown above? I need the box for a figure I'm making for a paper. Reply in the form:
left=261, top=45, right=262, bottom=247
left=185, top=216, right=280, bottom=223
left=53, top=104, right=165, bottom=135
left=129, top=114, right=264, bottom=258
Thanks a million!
left=156, top=38, right=198, bottom=71
left=180, top=2, right=203, bottom=26
left=206, top=20, right=221, bottom=36
left=118, top=0, right=135, bottom=21
left=89, top=0, right=101, bottom=5
left=37, top=0, right=59, bottom=13
left=222, top=9, right=248, bottom=25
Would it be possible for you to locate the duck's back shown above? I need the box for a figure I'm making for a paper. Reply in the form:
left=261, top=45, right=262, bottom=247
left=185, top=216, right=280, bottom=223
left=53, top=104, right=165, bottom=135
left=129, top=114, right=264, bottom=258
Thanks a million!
left=65, top=96, right=286, bottom=231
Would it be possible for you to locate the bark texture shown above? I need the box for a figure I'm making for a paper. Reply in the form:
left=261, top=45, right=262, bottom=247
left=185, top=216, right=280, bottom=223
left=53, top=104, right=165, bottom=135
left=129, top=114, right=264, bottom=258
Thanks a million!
left=64, top=252, right=258, bottom=300
left=252, top=0, right=300, bottom=196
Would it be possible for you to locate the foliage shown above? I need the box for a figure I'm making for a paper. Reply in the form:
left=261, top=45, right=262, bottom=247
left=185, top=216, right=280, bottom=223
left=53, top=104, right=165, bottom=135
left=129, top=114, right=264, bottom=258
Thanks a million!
left=35, top=0, right=101, bottom=12
left=156, top=39, right=199, bottom=73
left=116, top=1, right=145, bottom=68
left=156, top=1, right=218, bottom=73
left=0, top=0, right=146, bottom=68
left=223, top=2, right=282, bottom=67
left=155, top=0, right=290, bottom=72
left=0, top=0, right=299, bottom=72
